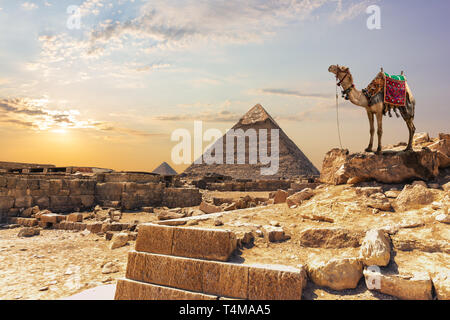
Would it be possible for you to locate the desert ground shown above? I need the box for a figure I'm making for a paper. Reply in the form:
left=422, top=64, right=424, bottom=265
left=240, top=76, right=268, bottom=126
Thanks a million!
left=1, top=183, right=448, bottom=300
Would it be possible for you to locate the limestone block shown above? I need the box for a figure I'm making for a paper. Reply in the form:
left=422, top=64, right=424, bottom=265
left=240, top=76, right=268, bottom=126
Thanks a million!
left=15, top=196, right=33, bottom=208
left=248, top=264, right=306, bottom=300
left=67, top=213, right=83, bottom=222
left=307, top=257, right=363, bottom=290
left=359, top=229, right=391, bottom=267
left=115, top=279, right=217, bottom=300
left=135, top=224, right=174, bottom=255
left=202, top=261, right=249, bottom=298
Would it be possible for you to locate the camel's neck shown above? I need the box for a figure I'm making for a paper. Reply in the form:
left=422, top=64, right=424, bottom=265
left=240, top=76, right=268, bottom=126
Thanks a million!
left=346, top=86, right=368, bottom=107
left=340, top=77, right=368, bottom=107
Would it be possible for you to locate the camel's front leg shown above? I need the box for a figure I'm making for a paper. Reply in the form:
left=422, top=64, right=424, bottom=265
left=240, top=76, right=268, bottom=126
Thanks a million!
left=365, top=110, right=374, bottom=152
left=405, top=118, right=416, bottom=151
left=375, top=111, right=383, bottom=154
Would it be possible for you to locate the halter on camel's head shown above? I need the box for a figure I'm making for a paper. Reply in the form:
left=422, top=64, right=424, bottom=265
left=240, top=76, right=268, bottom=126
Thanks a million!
left=329, top=64, right=354, bottom=89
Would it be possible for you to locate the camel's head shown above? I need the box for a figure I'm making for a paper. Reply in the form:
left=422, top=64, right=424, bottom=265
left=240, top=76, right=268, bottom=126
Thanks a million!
left=328, top=64, right=349, bottom=76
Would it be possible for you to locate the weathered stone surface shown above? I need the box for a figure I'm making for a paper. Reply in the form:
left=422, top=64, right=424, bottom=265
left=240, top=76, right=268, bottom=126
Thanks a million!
left=202, top=261, right=249, bottom=298
left=299, top=227, right=363, bottom=248
left=135, top=224, right=174, bottom=255
left=102, top=262, right=119, bottom=274
left=307, top=257, right=363, bottom=290
left=363, top=268, right=432, bottom=300
left=126, top=251, right=204, bottom=292
left=67, top=213, right=83, bottom=222
left=199, top=201, right=222, bottom=214
left=115, top=279, right=217, bottom=300
left=432, top=272, right=450, bottom=300
left=273, top=190, right=288, bottom=204
left=157, top=211, right=186, bottom=220
left=393, top=184, right=435, bottom=212
left=40, top=213, right=66, bottom=224
left=17, top=227, right=40, bottom=237
left=248, top=264, right=306, bottom=300
left=359, top=229, right=391, bottom=267
left=286, top=188, right=314, bottom=207
left=109, top=233, right=129, bottom=249
left=320, top=148, right=440, bottom=185
left=413, top=132, right=430, bottom=145
left=172, top=227, right=237, bottom=261
left=262, top=225, right=287, bottom=242
left=135, top=224, right=237, bottom=261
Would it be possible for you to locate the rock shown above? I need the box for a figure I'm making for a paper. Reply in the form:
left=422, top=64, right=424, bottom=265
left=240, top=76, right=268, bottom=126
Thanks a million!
left=432, top=272, right=450, bottom=300
left=236, top=231, right=254, bottom=247
left=393, top=184, right=435, bottom=212
left=109, top=233, right=128, bottom=249
left=141, top=207, right=154, bottom=213
left=355, top=187, right=383, bottom=197
left=443, top=182, right=450, bottom=192
left=385, top=190, right=400, bottom=198
left=262, top=226, right=287, bottom=242
left=299, top=227, right=363, bottom=248
left=270, top=221, right=280, bottom=227
left=435, top=213, right=450, bottom=224
left=413, top=132, right=430, bottom=145
left=363, top=268, right=432, bottom=300
left=286, top=188, right=314, bottom=207
left=273, top=190, right=288, bottom=204
left=67, top=213, right=83, bottom=222
left=18, top=227, right=40, bottom=237
left=102, top=262, right=119, bottom=274
left=307, top=257, right=363, bottom=290
left=213, top=219, right=223, bottom=226
left=359, top=229, right=391, bottom=267
left=199, top=201, right=222, bottom=214
left=80, top=229, right=91, bottom=237
left=412, top=180, right=427, bottom=188
left=38, top=286, right=49, bottom=292
left=320, top=148, right=439, bottom=185
left=157, top=211, right=186, bottom=221
left=366, top=193, right=392, bottom=211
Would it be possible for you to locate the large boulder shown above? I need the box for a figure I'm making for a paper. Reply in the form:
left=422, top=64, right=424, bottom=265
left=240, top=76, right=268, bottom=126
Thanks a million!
left=359, top=229, right=391, bottom=267
left=109, top=233, right=129, bottom=249
left=393, top=184, right=435, bottom=212
left=320, top=148, right=440, bottom=185
left=307, top=257, right=363, bottom=290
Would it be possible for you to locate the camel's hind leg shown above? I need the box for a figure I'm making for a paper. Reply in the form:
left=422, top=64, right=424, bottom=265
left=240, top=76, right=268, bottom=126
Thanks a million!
left=375, top=111, right=383, bottom=154
left=405, top=118, right=416, bottom=151
left=365, top=109, right=375, bottom=152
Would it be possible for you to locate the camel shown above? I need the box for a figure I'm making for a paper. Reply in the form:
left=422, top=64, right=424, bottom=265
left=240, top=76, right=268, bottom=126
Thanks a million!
left=328, top=65, right=416, bottom=154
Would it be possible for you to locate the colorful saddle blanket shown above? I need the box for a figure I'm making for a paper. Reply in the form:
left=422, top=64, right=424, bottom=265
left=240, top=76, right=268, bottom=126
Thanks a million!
left=383, top=73, right=407, bottom=107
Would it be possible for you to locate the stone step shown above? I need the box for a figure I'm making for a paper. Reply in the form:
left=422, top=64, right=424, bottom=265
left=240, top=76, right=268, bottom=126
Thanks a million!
left=115, top=279, right=218, bottom=300
left=135, top=224, right=237, bottom=261
left=125, top=250, right=306, bottom=300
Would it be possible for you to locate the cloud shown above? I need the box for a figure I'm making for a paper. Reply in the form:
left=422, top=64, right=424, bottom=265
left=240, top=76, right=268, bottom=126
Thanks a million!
left=331, top=0, right=376, bottom=23
left=259, top=88, right=334, bottom=99
left=153, top=109, right=240, bottom=122
left=0, top=97, right=161, bottom=137
left=21, top=2, right=38, bottom=11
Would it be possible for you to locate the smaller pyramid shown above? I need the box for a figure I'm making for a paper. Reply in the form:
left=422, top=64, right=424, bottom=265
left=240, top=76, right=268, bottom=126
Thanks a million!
left=152, top=162, right=178, bottom=176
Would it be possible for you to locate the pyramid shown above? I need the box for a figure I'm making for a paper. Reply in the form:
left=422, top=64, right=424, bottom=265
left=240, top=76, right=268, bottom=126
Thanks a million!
left=152, top=162, right=178, bottom=176
left=183, top=104, right=319, bottom=180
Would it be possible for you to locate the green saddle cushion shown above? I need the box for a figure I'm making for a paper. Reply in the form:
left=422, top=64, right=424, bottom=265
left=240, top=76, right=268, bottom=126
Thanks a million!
left=384, top=72, right=406, bottom=81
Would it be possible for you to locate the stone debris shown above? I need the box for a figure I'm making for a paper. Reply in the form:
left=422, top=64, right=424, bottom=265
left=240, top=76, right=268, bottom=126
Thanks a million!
left=307, top=257, right=363, bottom=290
left=286, top=188, right=314, bottom=207
left=393, top=184, right=436, bottom=212
left=359, top=229, right=391, bottom=267
left=299, top=227, right=363, bottom=249
left=363, top=268, right=432, bottom=300
left=262, top=225, right=288, bottom=242
left=17, top=227, right=40, bottom=238
left=109, top=233, right=129, bottom=249
left=273, top=190, right=289, bottom=204
left=432, top=272, right=450, bottom=300
left=101, top=262, right=119, bottom=274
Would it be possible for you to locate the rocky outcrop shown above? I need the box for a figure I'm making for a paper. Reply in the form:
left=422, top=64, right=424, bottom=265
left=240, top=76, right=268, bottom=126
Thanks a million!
left=320, top=147, right=441, bottom=185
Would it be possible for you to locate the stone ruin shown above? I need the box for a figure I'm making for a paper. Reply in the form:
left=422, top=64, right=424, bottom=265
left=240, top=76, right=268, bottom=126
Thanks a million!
left=0, top=170, right=202, bottom=224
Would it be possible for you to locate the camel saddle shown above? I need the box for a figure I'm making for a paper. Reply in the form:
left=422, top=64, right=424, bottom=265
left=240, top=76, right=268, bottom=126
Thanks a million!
left=363, top=72, right=407, bottom=108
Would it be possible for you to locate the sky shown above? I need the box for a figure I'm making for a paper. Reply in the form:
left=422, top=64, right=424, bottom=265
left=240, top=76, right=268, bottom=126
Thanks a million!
left=0, top=0, right=449, bottom=173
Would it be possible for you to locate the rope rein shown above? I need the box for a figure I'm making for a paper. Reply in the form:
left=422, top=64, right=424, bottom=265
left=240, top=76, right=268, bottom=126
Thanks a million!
left=335, top=75, right=344, bottom=150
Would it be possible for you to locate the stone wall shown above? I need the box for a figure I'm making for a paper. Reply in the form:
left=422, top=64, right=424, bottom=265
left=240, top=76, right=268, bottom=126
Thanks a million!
left=203, top=180, right=292, bottom=191
left=0, top=173, right=202, bottom=222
